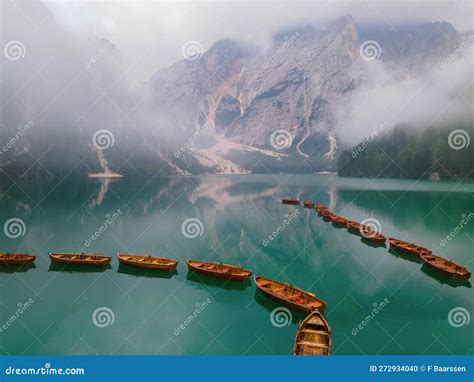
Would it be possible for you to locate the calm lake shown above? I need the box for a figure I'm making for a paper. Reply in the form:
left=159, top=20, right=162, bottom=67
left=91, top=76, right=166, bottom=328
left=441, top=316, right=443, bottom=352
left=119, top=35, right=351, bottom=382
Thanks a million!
left=0, top=174, right=472, bottom=355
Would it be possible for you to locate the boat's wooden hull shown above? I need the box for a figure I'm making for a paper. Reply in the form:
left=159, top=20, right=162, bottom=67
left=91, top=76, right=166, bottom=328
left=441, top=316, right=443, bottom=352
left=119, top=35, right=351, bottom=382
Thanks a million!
left=332, top=217, right=348, bottom=226
left=0, top=253, right=36, bottom=266
left=321, top=211, right=334, bottom=221
left=262, top=291, right=317, bottom=313
left=360, top=229, right=386, bottom=243
left=49, top=253, right=111, bottom=266
left=389, top=239, right=428, bottom=257
left=282, top=199, right=301, bottom=205
left=363, top=234, right=387, bottom=243
left=187, top=260, right=251, bottom=281
left=368, top=234, right=386, bottom=243
left=254, top=276, right=326, bottom=314
left=118, top=255, right=178, bottom=270
left=303, top=201, right=315, bottom=208
left=293, top=311, right=331, bottom=356
left=347, top=222, right=386, bottom=242
left=346, top=221, right=361, bottom=232
left=421, top=253, right=471, bottom=279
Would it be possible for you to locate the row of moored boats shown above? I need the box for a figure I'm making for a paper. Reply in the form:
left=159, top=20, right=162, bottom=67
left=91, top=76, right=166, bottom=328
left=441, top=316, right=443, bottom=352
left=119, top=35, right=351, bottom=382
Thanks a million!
left=282, top=198, right=471, bottom=280
left=0, top=251, right=330, bottom=355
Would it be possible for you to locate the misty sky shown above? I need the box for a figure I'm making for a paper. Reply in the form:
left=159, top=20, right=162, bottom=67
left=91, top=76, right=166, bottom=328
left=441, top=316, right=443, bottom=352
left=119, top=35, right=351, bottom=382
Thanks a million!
left=1, top=0, right=472, bottom=155
left=44, top=0, right=474, bottom=81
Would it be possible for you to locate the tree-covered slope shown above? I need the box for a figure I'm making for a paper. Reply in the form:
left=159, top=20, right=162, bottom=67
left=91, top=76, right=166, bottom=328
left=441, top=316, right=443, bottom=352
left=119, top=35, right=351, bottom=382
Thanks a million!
left=337, top=125, right=473, bottom=179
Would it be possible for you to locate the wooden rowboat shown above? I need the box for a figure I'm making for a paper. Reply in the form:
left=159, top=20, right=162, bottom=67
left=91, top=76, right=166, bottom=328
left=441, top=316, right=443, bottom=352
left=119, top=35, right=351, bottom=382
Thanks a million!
left=117, top=254, right=178, bottom=270
left=420, top=252, right=471, bottom=279
left=347, top=221, right=386, bottom=242
left=363, top=232, right=386, bottom=243
left=303, top=201, right=315, bottom=208
left=359, top=226, right=386, bottom=243
left=282, top=198, right=301, bottom=205
left=293, top=310, right=331, bottom=355
left=186, top=259, right=252, bottom=281
left=315, top=205, right=327, bottom=216
left=254, top=276, right=326, bottom=313
left=0, top=253, right=36, bottom=266
left=321, top=210, right=335, bottom=221
left=389, top=238, right=430, bottom=257
left=49, top=252, right=111, bottom=266
left=346, top=220, right=361, bottom=232
left=332, top=215, right=348, bottom=226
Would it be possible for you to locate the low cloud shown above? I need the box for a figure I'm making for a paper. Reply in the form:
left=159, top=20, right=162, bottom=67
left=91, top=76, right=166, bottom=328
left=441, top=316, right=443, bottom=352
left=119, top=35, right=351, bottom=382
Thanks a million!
left=336, top=41, right=474, bottom=145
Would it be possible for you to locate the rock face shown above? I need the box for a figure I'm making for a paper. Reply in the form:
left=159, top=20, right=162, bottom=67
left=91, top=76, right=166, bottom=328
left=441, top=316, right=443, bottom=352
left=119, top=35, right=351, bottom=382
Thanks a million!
left=0, top=4, right=465, bottom=177
left=143, top=15, right=463, bottom=174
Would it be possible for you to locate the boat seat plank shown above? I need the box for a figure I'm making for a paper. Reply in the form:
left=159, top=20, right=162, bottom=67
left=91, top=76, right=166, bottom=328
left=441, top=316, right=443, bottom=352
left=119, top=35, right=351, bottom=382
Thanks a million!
left=296, top=341, right=329, bottom=348
left=301, top=329, right=330, bottom=335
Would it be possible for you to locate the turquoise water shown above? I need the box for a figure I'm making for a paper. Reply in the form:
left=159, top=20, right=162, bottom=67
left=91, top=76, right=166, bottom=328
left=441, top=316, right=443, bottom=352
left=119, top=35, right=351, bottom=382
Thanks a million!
left=0, top=174, right=472, bottom=355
